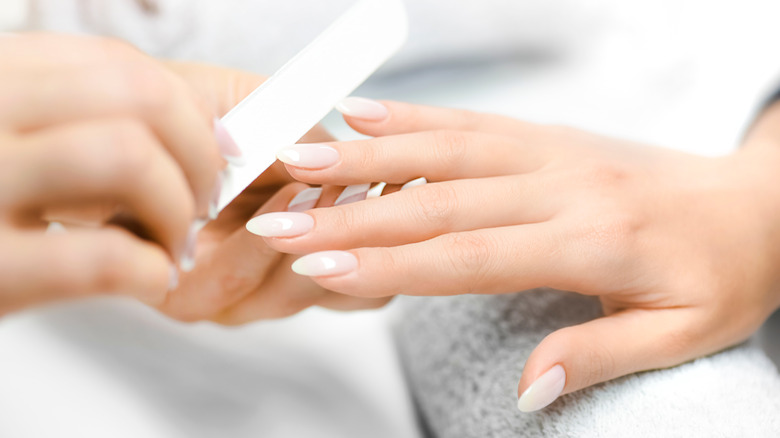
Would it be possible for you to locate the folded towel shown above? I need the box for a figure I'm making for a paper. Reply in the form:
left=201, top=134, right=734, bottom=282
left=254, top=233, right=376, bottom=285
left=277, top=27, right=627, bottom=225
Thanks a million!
left=393, top=290, right=780, bottom=438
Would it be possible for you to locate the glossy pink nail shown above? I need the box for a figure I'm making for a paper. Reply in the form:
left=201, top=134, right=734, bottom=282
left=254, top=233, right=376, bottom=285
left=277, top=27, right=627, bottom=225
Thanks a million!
left=287, top=187, right=323, bottom=212
left=334, top=184, right=370, bottom=206
left=401, top=177, right=428, bottom=191
left=276, top=144, right=340, bottom=169
left=246, top=212, right=314, bottom=238
left=214, top=118, right=245, bottom=166
left=292, top=251, right=358, bottom=277
left=517, top=365, right=566, bottom=412
left=335, top=97, right=389, bottom=121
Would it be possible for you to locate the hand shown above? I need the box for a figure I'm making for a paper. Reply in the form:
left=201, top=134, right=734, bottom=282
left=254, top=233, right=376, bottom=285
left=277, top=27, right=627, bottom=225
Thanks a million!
left=249, top=98, right=780, bottom=410
left=154, top=64, right=391, bottom=323
left=0, top=34, right=226, bottom=315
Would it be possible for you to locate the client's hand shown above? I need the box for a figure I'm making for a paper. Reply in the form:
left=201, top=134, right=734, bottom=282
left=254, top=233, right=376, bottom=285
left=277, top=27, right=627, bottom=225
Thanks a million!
left=250, top=98, right=780, bottom=410
left=0, top=34, right=224, bottom=315
left=157, top=63, right=391, bottom=323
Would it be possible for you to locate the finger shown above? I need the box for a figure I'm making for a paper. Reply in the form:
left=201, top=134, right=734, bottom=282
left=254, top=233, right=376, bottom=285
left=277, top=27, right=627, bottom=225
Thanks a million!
left=158, top=183, right=308, bottom=322
left=212, top=254, right=330, bottom=324
left=1, top=38, right=221, bottom=215
left=337, top=98, right=541, bottom=139
left=3, top=119, right=196, bottom=260
left=287, top=223, right=583, bottom=298
left=278, top=130, right=550, bottom=186
left=251, top=175, right=559, bottom=254
left=0, top=227, right=171, bottom=315
left=315, top=294, right=392, bottom=312
left=516, top=308, right=701, bottom=412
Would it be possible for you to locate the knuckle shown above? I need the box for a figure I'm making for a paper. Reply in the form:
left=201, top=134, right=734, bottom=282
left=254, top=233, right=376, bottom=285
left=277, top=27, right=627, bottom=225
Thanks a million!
left=117, top=60, right=175, bottom=117
left=439, top=232, right=494, bottom=292
left=431, top=130, right=469, bottom=168
left=409, top=183, right=460, bottom=231
left=573, top=159, right=630, bottom=190
left=103, top=122, right=157, bottom=182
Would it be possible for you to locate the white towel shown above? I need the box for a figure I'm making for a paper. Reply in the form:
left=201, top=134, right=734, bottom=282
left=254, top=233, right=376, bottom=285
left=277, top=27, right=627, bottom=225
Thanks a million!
left=393, top=290, right=780, bottom=438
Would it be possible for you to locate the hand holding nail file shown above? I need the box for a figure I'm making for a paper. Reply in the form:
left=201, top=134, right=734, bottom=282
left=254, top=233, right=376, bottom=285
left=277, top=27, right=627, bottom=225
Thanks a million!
left=216, top=0, right=408, bottom=214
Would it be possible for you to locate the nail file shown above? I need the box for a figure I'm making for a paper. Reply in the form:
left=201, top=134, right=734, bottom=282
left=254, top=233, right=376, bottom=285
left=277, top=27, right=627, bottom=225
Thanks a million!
left=215, top=0, right=409, bottom=214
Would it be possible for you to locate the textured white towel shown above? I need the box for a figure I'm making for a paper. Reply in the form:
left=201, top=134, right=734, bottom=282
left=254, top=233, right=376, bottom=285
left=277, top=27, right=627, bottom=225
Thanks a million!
left=393, top=291, right=780, bottom=438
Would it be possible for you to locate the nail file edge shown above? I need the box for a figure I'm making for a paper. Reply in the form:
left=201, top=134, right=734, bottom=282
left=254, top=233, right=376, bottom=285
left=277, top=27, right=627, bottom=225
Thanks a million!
left=215, top=0, right=408, bottom=213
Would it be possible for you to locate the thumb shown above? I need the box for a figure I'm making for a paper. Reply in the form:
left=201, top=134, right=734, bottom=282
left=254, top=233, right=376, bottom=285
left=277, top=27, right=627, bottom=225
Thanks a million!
left=516, top=308, right=696, bottom=412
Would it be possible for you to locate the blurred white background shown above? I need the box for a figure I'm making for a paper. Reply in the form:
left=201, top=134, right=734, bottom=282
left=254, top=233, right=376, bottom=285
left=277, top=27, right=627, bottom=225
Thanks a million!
left=1, top=0, right=780, bottom=437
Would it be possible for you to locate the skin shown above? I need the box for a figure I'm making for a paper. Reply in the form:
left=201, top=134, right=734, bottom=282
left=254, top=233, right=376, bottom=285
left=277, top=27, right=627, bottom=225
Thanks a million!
left=263, top=99, right=780, bottom=402
left=0, top=34, right=385, bottom=320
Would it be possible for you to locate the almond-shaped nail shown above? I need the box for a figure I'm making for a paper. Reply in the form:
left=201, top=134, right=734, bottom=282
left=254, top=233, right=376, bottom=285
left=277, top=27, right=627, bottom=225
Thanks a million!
left=334, top=183, right=370, bottom=206
left=276, top=144, right=339, bottom=169
left=246, top=212, right=314, bottom=238
left=287, top=187, right=323, bottom=212
left=401, top=177, right=428, bottom=191
left=366, top=182, right=387, bottom=199
left=208, top=171, right=224, bottom=220
left=214, top=118, right=245, bottom=166
left=335, top=97, right=389, bottom=121
left=291, top=251, right=357, bottom=277
left=517, top=365, right=566, bottom=412
left=180, top=221, right=202, bottom=272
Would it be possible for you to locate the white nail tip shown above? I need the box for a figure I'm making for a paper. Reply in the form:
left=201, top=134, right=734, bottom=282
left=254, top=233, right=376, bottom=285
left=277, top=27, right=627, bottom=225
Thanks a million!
left=334, top=183, right=370, bottom=206
left=46, top=221, right=68, bottom=234
left=366, top=182, right=387, bottom=199
left=401, top=177, right=428, bottom=191
left=517, top=365, right=566, bottom=413
left=287, top=187, right=323, bottom=211
left=246, top=212, right=314, bottom=237
left=291, top=251, right=358, bottom=277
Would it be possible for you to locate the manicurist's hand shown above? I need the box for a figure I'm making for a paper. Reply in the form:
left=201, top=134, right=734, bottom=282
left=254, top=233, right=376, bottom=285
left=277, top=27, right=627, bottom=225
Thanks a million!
left=248, top=98, right=780, bottom=411
left=0, top=34, right=228, bottom=315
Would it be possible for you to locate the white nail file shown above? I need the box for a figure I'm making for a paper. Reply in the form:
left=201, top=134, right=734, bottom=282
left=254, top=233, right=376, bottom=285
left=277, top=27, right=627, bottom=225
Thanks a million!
left=215, top=0, right=408, bottom=213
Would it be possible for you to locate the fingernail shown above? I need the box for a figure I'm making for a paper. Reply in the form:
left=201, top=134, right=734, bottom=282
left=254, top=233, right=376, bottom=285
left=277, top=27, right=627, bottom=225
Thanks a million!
left=46, top=221, right=68, bottom=234
left=214, top=118, right=245, bottom=166
left=334, top=183, right=370, bottom=206
left=246, top=212, right=314, bottom=238
left=276, top=144, right=339, bottom=169
left=180, top=221, right=202, bottom=272
left=366, top=182, right=387, bottom=199
left=287, top=187, right=323, bottom=212
left=517, top=365, right=566, bottom=413
left=291, top=251, right=358, bottom=277
left=168, top=264, right=179, bottom=290
left=335, top=97, right=389, bottom=121
left=401, top=177, right=428, bottom=191
left=209, top=171, right=224, bottom=220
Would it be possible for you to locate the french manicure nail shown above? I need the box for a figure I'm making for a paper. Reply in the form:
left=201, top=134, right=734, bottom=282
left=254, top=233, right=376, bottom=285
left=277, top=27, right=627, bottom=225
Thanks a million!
left=276, top=144, right=339, bottom=169
left=401, top=177, right=428, bottom=191
left=334, top=183, right=370, bottom=206
left=168, top=264, right=179, bottom=290
left=180, top=222, right=202, bottom=272
left=366, top=182, right=387, bottom=199
left=517, top=365, right=566, bottom=412
left=246, top=212, right=314, bottom=238
left=287, top=187, right=323, bottom=212
left=335, top=97, right=389, bottom=121
left=209, top=171, right=224, bottom=220
left=214, top=118, right=245, bottom=166
left=291, top=251, right=358, bottom=277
